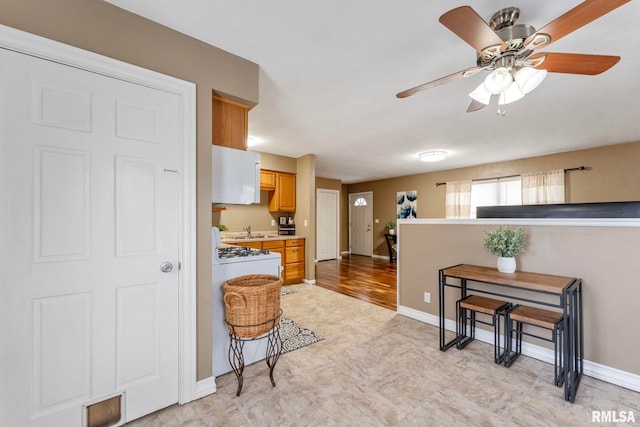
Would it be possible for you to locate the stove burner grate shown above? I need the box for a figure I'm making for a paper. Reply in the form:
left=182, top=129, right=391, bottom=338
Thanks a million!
left=217, top=246, right=271, bottom=259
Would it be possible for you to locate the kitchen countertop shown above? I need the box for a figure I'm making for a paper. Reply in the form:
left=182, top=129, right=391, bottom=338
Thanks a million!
left=220, top=234, right=303, bottom=243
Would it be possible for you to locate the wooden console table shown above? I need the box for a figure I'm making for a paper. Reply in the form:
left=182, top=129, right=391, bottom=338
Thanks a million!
left=438, top=264, right=583, bottom=402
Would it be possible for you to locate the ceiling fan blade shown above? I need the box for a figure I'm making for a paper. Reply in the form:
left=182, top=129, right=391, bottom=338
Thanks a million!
left=466, top=99, right=487, bottom=113
left=525, top=0, right=630, bottom=49
left=396, top=67, right=481, bottom=99
left=530, top=52, right=620, bottom=75
left=439, top=6, right=507, bottom=53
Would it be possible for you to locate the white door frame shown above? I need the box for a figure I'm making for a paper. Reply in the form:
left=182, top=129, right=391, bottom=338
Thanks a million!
left=348, top=191, right=373, bottom=256
left=0, top=24, right=198, bottom=404
left=316, top=189, right=340, bottom=261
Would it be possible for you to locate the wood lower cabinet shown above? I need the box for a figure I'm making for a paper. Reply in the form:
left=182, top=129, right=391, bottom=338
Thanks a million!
left=225, top=238, right=305, bottom=284
left=237, top=241, right=262, bottom=250
left=284, top=238, right=305, bottom=284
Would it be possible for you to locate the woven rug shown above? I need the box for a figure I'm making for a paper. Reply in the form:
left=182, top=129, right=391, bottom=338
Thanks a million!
left=280, top=317, right=324, bottom=354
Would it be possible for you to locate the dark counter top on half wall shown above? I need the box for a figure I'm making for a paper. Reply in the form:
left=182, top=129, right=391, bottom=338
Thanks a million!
left=477, top=201, right=640, bottom=219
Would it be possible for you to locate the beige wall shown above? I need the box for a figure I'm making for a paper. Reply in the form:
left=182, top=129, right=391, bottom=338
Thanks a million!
left=398, top=220, right=640, bottom=375
left=1, top=0, right=259, bottom=381
left=347, top=141, right=640, bottom=257
left=316, top=177, right=342, bottom=191
left=295, top=155, right=316, bottom=282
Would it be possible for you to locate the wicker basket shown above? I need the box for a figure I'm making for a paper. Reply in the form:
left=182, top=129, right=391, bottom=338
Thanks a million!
left=222, top=274, right=283, bottom=338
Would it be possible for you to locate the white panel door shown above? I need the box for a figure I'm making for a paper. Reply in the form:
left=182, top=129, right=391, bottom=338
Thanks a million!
left=316, top=189, right=339, bottom=261
left=349, top=192, right=373, bottom=256
left=0, top=48, right=180, bottom=426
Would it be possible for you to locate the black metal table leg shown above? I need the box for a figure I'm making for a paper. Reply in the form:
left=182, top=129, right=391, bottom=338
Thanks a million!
left=440, top=268, right=466, bottom=351
left=562, top=279, right=583, bottom=403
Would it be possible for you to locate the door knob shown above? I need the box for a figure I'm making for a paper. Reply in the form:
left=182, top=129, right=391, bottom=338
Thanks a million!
left=160, top=262, right=173, bottom=273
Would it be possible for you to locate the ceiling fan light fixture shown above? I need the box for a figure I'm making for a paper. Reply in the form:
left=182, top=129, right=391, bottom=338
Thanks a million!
left=498, top=81, right=525, bottom=105
left=419, top=150, right=448, bottom=162
left=483, top=67, right=513, bottom=94
left=469, top=82, right=491, bottom=105
left=515, top=67, right=547, bottom=94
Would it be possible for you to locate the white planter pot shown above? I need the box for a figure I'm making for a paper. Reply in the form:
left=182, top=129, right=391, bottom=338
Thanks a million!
left=497, top=256, right=516, bottom=273
left=389, top=229, right=395, bottom=235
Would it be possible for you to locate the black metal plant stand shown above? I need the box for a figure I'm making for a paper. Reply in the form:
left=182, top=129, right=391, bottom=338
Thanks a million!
left=225, top=310, right=282, bottom=396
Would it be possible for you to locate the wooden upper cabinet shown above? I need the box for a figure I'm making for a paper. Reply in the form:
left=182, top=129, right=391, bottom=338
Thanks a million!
left=212, top=96, right=248, bottom=150
left=268, top=172, right=296, bottom=212
left=260, top=169, right=277, bottom=191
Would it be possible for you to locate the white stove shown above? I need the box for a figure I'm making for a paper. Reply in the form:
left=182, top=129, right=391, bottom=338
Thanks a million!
left=211, top=227, right=282, bottom=376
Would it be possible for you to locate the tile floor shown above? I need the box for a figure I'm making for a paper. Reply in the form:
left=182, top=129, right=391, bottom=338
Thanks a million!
left=128, top=284, right=639, bottom=426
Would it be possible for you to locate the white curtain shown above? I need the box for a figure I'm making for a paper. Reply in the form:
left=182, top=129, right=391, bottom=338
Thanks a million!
left=521, top=169, right=565, bottom=204
left=445, top=180, right=472, bottom=218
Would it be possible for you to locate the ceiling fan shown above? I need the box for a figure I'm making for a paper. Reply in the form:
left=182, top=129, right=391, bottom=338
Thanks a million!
left=396, top=0, right=630, bottom=113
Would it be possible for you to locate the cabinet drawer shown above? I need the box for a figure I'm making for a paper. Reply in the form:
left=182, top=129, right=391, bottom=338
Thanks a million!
left=262, top=239, right=284, bottom=250
left=285, top=246, right=304, bottom=263
left=285, top=238, right=305, bottom=247
left=285, top=262, right=304, bottom=280
left=240, top=241, right=262, bottom=250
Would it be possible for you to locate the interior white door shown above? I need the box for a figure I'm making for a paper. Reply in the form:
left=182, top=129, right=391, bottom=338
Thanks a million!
left=0, top=48, right=180, bottom=426
left=349, top=192, right=373, bottom=256
left=316, top=189, right=339, bottom=261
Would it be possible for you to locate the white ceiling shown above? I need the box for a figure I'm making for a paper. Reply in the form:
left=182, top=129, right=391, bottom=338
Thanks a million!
left=107, top=0, right=640, bottom=183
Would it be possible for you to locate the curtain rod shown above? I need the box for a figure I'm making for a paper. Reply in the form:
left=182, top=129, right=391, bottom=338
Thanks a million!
left=434, top=166, right=586, bottom=187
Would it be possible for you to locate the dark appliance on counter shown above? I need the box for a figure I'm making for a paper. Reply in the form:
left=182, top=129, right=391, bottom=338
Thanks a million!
left=279, top=224, right=296, bottom=235
left=278, top=216, right=296, bottom=235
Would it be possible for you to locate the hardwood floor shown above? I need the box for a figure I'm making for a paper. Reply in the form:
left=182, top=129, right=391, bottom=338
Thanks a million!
left=315, top=254, right=397, bottom=310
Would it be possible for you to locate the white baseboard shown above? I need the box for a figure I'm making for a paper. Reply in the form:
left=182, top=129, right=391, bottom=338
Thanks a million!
left=195, top=376, right=216, bottom=400
left=303, top=278, right=316, bottom=285
left=397, top=305, right=640, bottom=393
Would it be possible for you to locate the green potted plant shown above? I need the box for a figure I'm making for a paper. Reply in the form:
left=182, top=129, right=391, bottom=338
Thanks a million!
left=483, top=226, right=526, bottom=273
left=217, top=224, right=229, bottom=232
left=386, top=220, right=396, bottom=235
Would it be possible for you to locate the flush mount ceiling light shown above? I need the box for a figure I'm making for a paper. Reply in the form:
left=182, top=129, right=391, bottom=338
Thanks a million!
left=419, top=151, right=447, bottom=162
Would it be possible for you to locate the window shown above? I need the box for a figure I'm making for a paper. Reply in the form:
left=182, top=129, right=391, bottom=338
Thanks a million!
left=353, top=197, right=367, bottom=206
left=470, top=177, right=522, bottom=218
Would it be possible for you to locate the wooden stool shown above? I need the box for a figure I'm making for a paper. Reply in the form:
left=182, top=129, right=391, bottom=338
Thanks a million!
left=505, top=304, right=565, bottom=386
left=456, top=295, right=511, bottom=363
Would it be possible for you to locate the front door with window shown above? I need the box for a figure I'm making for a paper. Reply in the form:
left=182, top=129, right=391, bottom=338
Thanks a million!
left=349, top=192, right=373, bottom=256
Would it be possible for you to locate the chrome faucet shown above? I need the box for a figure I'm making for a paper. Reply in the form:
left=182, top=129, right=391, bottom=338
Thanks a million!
left=243, top=225, right=252, bottom=237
